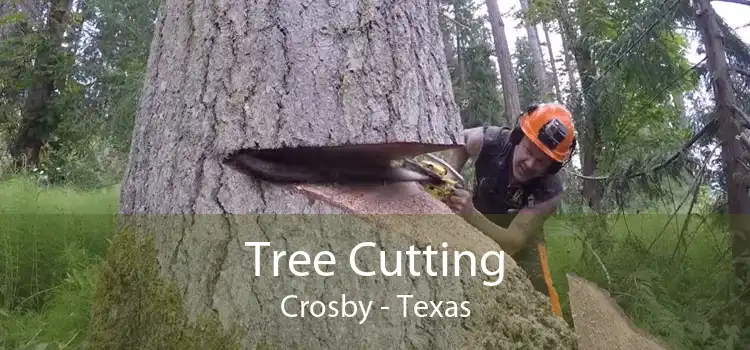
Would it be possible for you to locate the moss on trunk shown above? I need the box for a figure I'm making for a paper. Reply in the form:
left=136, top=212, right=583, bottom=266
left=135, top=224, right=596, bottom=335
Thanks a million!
left=88, top=229, right=244, bottom=350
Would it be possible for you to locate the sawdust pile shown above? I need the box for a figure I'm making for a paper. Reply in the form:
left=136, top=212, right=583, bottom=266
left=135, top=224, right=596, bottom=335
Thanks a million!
left=255, top=182, right=579, bottom=349
left=567, top=273, right=669, bottom=350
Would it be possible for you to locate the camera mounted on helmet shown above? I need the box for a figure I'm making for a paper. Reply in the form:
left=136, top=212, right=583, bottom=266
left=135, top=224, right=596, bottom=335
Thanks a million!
left=509, top=103, right=577, bottom=174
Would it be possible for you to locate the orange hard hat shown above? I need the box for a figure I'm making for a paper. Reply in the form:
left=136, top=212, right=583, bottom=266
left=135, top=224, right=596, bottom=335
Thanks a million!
left=519, top=103, right=576, bottom=163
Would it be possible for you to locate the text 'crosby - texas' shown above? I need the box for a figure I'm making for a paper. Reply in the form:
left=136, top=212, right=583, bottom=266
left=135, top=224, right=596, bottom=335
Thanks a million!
left=279, top=293, right=472, bottom=324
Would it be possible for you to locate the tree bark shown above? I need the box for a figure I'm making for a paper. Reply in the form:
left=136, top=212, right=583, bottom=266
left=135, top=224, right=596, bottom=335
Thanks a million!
left=104, top=1, right=577, bottom=348
left=694, top=0, right=750, bottom=317
left=485, top=0, right=521, bottom=125
left=120, top=0, right=468, bottom=215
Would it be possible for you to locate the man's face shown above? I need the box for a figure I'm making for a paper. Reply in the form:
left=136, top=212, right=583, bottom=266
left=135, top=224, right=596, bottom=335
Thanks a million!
left=511, top=136, right=555, bottom=182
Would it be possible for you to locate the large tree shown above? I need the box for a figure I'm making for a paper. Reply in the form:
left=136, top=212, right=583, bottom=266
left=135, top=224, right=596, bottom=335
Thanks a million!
left=89, top=0, right=576, bottom=348
left=693, top=0, right=750, bottom=327
left=485, top=0, right=522, bottom=124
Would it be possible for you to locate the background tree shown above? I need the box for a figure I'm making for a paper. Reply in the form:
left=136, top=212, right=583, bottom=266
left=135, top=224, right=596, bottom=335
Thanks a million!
left=485, top=0, right=522, bottom=124
left=513, top=37, right=542, bottom=107
left=444, top=0, right=505, bottom=127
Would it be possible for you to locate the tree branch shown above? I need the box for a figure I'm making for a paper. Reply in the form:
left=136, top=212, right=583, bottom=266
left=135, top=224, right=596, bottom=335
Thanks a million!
left=733, top=105, right=750, bottom=126
left=565, top=119, right=718, bottom=181
left=440, top=12, right=470, bottom=30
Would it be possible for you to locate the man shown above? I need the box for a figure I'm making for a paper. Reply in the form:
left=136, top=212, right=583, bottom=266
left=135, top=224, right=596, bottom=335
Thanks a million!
left=443, top=103, right=577, bottom=318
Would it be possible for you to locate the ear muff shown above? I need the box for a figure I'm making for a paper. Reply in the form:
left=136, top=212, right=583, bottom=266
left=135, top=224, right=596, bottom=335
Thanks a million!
left=546, top=135, right=577, bottom=174
left=510, top=126, right=524, bottom=145
left=510, top=104, right=540, bottom=145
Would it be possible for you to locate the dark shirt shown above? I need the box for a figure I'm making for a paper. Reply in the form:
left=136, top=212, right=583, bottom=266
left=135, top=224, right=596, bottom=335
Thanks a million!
left=471, top=126, right=564, bottom=231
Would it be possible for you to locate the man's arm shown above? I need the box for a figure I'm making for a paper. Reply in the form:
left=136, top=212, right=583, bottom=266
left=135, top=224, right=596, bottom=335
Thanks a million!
left=459, top=207, right=527, bottom=255
left=503, top=178, right=565, bottom=248
left=444, top=127, right=484, bottom=175
left=457, top=178, right=564, bottom=255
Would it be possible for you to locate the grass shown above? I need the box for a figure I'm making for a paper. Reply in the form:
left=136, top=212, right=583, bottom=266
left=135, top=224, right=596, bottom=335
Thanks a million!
left=545, top=214, right=743, bottom=349
left=0, top=176, right=745, bottom=349
left=0, top=177, right=118, bottom=349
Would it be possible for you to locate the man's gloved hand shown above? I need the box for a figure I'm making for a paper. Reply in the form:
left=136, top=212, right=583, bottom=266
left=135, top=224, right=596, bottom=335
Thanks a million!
left=446, top=188, right=474, bottom=215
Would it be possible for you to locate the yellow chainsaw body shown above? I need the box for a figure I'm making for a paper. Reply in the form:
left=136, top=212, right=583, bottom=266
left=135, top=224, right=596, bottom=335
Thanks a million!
left=415, top=159, right=459, bottom=202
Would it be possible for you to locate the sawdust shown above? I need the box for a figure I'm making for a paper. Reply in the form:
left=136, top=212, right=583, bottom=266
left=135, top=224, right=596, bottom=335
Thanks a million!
left=567, top=273, right=670, bottom=350
left=288, top=182, right=578, bottom=349
left=294, top=181, right=454, bottom=215
left=293, top=182, right=500, bottom=249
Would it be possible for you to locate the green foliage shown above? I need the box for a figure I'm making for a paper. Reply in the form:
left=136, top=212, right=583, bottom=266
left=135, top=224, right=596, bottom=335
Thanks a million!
left=0, top=177, right=118, bottom=313
left=0, top=15, right=38, bottom=133
left=533, top=0, right=703, bottom=217
left=0, top=178, right=117, bottom=349
left=458, top=44, right=505, bottom=127
left=513, top=37, right=542, bottom=108
left=0, top=0, right=158, bottom=188
left=546, top=213, right=748, bottom=349
left=83, top=0, right=160, bottom=154
left=0, top=178, right=242, bottom=349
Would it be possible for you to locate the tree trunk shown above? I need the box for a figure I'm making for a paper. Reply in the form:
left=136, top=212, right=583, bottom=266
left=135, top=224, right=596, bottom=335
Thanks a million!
left=575, top=51, right=603, bottom=212
left=453, top=0, right=467, bottom=88
left=519, top=0, right=550, bottom=101
left=438, top=1, right=457, bottom=73
left=542, top=22, right=563, bottom=102
left=485, top=0, right=521, bottom=124
left=555, top=0, right=602, bottom=211
left=10, top=0, right=71, bottom=167
left=559, top=24, right=578, bottom=100
left=694, top=0, right=750, bottom=322
left=94, top=1, right=577, bottom=349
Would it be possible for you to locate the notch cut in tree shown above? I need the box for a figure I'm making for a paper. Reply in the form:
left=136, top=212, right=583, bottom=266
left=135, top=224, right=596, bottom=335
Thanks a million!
left=100, top=0, right=578, bottom=349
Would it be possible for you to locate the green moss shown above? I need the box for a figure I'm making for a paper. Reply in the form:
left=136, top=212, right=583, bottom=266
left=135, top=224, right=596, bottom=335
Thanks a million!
left=88, top=228, right=243, bottom=350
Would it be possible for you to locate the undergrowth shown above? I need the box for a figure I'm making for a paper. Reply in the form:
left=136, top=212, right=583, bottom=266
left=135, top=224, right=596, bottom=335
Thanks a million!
left=0, top=176, right=745, bottom=349
left=0, top=177, right=117, bottom=349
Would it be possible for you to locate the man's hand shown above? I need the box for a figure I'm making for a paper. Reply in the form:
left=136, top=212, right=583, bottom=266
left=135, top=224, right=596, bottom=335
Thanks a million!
left=446, top=188, right=474, bottom=215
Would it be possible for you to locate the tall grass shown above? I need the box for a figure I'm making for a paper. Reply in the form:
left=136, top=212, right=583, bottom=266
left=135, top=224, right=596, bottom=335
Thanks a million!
left=0, top=176, right=743, bottom=349
left=0, top=177, right=118, bottom=349
left=545, top=214, right=742, bottom=349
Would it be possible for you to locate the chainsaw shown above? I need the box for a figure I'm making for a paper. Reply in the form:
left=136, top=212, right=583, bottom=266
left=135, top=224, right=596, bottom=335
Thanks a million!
left=397, top=154, right=465, bottom=201
left=224, top=147, right=466, bottom=202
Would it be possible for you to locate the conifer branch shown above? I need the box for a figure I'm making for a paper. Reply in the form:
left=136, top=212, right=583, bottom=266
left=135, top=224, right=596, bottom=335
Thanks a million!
left=565, top=119, right=718, bottom=181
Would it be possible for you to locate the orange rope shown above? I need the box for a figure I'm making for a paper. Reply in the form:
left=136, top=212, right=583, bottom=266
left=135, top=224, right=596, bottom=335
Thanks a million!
left=537, top=242, right=562, bottom=318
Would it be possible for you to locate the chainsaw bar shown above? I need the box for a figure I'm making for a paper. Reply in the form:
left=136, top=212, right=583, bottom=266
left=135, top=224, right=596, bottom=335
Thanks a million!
left=225, top=152, right=435, bottom=185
